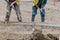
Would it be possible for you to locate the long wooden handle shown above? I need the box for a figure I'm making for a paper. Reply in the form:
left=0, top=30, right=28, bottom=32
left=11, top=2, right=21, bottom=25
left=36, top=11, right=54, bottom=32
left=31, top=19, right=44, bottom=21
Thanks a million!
left=33, top=1, right=41, bottom=11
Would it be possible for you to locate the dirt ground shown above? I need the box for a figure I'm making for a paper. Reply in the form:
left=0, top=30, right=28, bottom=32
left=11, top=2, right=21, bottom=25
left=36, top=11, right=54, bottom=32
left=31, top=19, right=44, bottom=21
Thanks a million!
left=0, top=0, right=60, bottom=40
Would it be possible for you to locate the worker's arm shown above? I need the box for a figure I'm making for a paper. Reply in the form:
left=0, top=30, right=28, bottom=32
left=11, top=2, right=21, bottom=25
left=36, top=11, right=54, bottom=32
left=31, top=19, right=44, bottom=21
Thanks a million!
left=33, top=0, right=41, bottom=11
left=33, top=1, right=37, bottom=5
left=10, top=0, right=16, bottom=6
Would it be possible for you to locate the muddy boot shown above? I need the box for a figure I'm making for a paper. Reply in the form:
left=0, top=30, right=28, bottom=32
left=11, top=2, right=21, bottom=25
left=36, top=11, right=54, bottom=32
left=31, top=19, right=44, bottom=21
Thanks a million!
left=32, top=16, right=35, bottom=22
left=4, top=19, right=9, bottom=24
left=41, top=17, right=45, bottom=22
left=17, top=16, right=22, bottom=22
left=5, top=12, right=10, bottom=23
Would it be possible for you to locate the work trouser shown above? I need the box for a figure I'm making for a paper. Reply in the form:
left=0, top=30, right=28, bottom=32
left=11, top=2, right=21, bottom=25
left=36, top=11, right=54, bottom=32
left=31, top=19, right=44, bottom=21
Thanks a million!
left=5, top=3, right=22, bottom=22
left=32, top=6, right=45, bottom=22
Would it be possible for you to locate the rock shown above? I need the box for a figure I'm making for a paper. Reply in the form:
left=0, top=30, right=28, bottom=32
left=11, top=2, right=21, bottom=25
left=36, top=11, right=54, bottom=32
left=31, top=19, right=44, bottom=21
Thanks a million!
left=47, top=33, right=59, bottom=40
left=32, top=29, right=51, bottom=40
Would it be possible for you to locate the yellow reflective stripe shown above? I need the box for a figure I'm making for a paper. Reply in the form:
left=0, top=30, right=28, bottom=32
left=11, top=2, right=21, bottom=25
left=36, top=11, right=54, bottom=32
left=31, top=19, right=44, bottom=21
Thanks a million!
left=32, top=0, right=38, bottom=6
left=32, top=0, right=44, bottom=6
left=16, top=0, right=20, bottom=5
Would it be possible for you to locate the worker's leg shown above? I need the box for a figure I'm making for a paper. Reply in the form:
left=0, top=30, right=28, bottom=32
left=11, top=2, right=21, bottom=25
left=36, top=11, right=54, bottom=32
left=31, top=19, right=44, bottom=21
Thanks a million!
left=40, top=9, right=45, bottom=22
left=32, top=6, right=37, bottom=22
left=40, top=0, right=47, bottom=22
left=5, top=4, right=12, bottom=22
left=43, top=0, right=47, bottom=5
left=14, top=4, right=22, bottom=22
